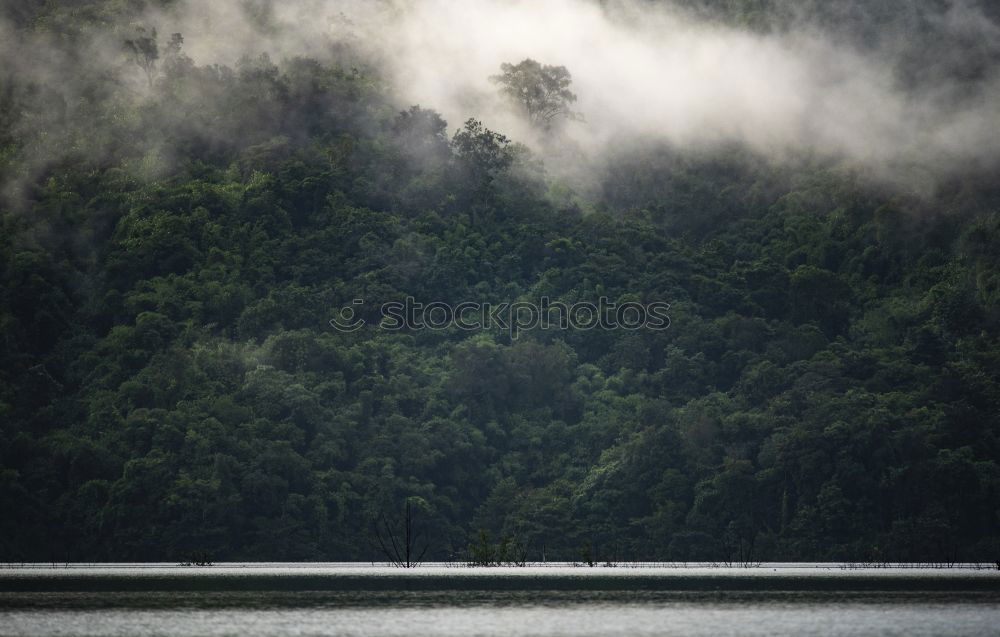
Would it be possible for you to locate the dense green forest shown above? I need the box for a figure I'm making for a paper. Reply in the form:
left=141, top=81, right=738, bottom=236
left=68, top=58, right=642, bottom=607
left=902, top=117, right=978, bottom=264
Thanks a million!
left=1, top=0, right=999, bottom=564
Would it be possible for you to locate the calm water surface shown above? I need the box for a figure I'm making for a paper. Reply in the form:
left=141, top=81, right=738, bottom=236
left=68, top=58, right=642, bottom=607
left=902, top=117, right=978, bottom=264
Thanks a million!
left=2, top=564, right=998, bottom=636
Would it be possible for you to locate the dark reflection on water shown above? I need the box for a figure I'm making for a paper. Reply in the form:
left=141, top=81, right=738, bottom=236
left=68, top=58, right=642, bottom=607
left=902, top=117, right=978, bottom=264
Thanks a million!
left=3, top=589, right=1000, bottom=611
left=5, top=567, right=1000, bottom=593
left=2, top=568, right=999, bottom=636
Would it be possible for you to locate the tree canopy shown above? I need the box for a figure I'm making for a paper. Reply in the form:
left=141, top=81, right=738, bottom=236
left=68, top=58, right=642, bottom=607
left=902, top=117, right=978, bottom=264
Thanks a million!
left=1, top=1, right=999, bottom=566
left=491, top=58, right=581, bottom=130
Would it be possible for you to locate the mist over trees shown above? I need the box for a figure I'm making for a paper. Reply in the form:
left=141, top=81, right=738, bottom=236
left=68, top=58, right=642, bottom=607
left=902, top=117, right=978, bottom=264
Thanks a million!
left=491, top=59, right=580, bottom=130
left=0, top=0, right=999, bottom=565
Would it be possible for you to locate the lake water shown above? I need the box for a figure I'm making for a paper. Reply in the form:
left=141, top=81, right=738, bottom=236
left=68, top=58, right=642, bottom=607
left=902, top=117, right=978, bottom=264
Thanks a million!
left=2, top=564, right=999, bottom=636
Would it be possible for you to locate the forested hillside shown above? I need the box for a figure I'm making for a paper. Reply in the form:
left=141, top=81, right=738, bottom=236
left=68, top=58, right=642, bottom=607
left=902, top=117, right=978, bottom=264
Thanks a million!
left=1, top=0, right=999, bottom=563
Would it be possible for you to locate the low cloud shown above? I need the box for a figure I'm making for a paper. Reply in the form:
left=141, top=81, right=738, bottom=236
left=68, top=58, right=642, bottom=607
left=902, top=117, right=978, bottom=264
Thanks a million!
left=5, top=0, right=1000, bottom=193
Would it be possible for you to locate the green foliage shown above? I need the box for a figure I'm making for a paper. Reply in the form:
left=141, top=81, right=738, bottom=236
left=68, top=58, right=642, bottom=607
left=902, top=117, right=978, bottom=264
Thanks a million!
left=490, top=59, right=580, bottom=130
left=2, top=2, right=1000, bottom=563
left=466, top=529, right=528, bottom=567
